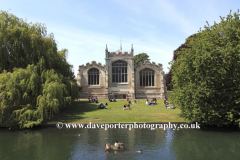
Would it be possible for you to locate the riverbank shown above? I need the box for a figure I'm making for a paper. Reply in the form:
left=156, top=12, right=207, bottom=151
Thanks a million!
left=42, top=99, right=185, bottom=125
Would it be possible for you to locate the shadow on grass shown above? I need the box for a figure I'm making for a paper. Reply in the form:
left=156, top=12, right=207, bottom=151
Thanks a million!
left=43, top=100, right=100, bottom=124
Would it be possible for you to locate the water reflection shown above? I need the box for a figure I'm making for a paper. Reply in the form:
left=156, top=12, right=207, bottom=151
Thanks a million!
left=171, top=129, right=240, bottom=160
left=0, top=127, right=240, bottom=160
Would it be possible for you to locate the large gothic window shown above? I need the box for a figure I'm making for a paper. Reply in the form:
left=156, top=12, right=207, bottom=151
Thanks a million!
left=88, top=68, right=99, bottom=85
left=140, top=69, right=154, bottom=86
left=112, top=61, right=127, bottom=83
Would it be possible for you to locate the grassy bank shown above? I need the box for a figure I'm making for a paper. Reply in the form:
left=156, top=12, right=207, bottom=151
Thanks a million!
left=43, top=99, right=184, bottom=124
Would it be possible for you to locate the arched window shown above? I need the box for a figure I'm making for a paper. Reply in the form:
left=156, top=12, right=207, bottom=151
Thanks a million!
left=112, top=61, right=127, bottom=83
left=88, top=68, right=99, bottom=85
left=140, top=69, right=154, bottom=86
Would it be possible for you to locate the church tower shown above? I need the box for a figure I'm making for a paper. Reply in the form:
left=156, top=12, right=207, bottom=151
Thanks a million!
left=105, top=44, right=135, bottom=99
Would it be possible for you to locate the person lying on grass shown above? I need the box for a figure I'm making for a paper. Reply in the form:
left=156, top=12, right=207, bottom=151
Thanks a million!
left=132, top=100, right=138, bottom=104
left=165, top=103, right=174, bottom=109
left=98, top=103, right=108, bottom=109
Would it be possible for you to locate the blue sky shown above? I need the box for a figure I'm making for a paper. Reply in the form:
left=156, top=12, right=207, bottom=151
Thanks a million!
left=1, top=0, right=239, bottom=76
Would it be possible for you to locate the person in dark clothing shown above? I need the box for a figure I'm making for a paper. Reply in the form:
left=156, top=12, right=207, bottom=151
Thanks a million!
left=99, top=103, right=107, bottom=109
left=123, top=104, right=127, bottom=110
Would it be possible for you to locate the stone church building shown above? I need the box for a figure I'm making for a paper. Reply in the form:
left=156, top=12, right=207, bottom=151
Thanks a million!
left=77, top=44, right=167, bottom=99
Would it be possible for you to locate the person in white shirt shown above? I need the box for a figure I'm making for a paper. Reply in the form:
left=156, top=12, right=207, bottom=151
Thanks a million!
left=146, top=100, right=149, bottom=105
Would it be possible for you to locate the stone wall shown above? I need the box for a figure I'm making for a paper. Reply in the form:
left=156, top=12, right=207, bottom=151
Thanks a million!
left=77, top=61, right=107, bottom=99
left=135, top=60, right=166, bottom=99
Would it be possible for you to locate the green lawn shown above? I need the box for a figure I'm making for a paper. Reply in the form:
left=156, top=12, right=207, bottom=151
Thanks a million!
left=44, top=99, right=185, bottom=124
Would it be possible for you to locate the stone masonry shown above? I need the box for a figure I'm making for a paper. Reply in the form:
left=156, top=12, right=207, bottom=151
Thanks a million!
left=77, top=44, right=167, bottom=99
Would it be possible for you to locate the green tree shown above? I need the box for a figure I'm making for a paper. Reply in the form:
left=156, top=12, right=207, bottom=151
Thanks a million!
left=0, top=10, right=74, bottom=80
left=134, top=53, right=150, bottom=64
left=0, top=11, right=79, bottom=128
left=165, top=34, right=195, bottom=91
left=170, top=10, right=240, bottom=127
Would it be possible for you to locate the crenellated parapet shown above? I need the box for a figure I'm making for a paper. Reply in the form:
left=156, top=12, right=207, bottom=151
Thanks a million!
left=107, top=50, right=133, bottom=58
left=79, top=61, right=106, bottom=71
left=135, top=60, right=163, bottom=70
left=106, top=44, right=134, bottom=58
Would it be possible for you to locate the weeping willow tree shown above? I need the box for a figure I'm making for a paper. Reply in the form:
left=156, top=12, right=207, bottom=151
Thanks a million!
left=0, top=10, right=75, bottom=80
left=0, top=11, right=79, bottom=128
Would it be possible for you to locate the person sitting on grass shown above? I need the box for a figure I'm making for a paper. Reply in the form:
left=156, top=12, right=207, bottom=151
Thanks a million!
left=149, top=101, right=153, bottom=105
left=152, top=98, right=156, bottom=104
left=91, top=96, right=94, bottom=102
left=165, top=102, right=168, bottom=109
left=127, top=104, right=131, bottom=110
left=103, top=104, right=108, bottom=109
left=113, top=98, right=117, bottom=102
left=95, top=97, right=98, bottom=103
left=123, top=104, right=127, bottom=110
left=105, top=102, right=108, bottom=106
left=128, top=100, right=131, bottom=105
left=152, top=100, right=156, bottom=105
left=146, top=100, right=149, bottom=105
left=99, top=103, right=104, bottom=109
left=154, top=98, right=157, bottom=104
left=109, top=98, right=112, bottom=102
left=150, top=100, right=156, bottom=105
left=88, top=96, right=91, bottom=102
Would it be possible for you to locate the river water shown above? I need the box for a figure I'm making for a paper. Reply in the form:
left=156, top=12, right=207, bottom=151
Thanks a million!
left=0, top=127, right=240, bottom=160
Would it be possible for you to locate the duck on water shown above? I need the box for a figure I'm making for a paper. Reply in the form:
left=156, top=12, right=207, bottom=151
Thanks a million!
left=105, top=140, right=124, bottom=151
